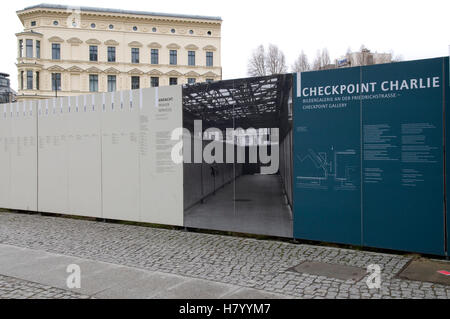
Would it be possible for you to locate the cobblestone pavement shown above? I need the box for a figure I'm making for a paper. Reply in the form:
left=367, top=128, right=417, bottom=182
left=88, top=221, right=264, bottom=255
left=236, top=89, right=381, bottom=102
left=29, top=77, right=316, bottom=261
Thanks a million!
left=0, top=211, right=449, bottom=299
left=0, top=275, right=90, bottom=299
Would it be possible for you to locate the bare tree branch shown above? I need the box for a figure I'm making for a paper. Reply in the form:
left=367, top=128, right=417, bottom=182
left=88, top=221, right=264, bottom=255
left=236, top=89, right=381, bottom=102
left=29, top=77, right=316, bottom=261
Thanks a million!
left=312, top=50, right=322, bottom=70
left=247, top=45, right=267, bottom=77
left=321, top=48, right=331, bottom=68
left=311, top=49, right=331, bottom=70
left=292, top=50, right=310, bottom=73
left=247, top=44, right=287, bottom=76
left=266, top=44, right=288, bottom=75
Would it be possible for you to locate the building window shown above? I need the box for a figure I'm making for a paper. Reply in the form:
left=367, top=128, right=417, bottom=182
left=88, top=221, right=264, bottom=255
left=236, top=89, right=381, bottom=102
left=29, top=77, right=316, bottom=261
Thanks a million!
left=20, top=71, right=24, bottom=90
left=152, top=27, right=157, bottom=32
left=188, top=78, right=196, bottom=84
left=169, top=78, right=178, bottom=86
left=89, top=74, right=98, bottom=92
left=188, top=51, right=196, bottom=66
left=36, top=71, right=39, bottom=90
left=26, top=70, right=33, bottom=90
left=31, top=21, right=36, bottom=26
left=189, top=30, right=194, bottom=35
left=19, top=40, right=23, bottom=58
left=53, top=20, right=59, bottom=26
left=206, top=52, right=213, bottom=67
left=26, top=39, right=33, bottom=58
left=107, top=75, right=116, bottom=92
left=131, top=76, right=140, bottom=90
left=206, top=78, right=214, bottom=84
left=91, top=23, right=96, bottom=28
left=89, top=46, right=98, bottom=62
left=109, top=24, right=114, bottom=30
left=51, top=73, right=61, bottom=91
left=52, top=43, right=60, bottom=60
left=207, top=31, right=212, bottom=36
left=131, top=48, right=140, bottom=64
left=36, top=40, right=40, bottom=59
left=108, top=47, right=116, bottom=62
left=171, top=29, right=176, bottom=33
left=170, top=50, right=177, bottom=65
left=151, top=77, right=159, bottom=87
left=151, top=49, right=159, bottom=65
left=133, top=26, right=138, bottom=31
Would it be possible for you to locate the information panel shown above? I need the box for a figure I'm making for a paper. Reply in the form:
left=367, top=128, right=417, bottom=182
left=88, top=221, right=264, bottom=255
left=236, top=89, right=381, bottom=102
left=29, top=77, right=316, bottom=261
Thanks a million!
left=293, top=57, right=448, bottom=255
left=140, top=86, right=183, bottom=226
left=362, top=58, right=446, bottom=255
left=293, top=68, right=362, bottom=245
left=445, top=56, right=450, bottom=254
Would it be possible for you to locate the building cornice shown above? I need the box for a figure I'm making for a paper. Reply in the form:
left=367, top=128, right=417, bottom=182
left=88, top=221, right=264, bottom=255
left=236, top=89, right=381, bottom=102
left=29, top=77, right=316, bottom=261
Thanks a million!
left=67, top=37, right=83, bottom=44
left=16, top=31, right=43, bottom=37
left=67, top=66, right=84, bottom=73
left=128, top=68, right=144, bottom=75
left=104, top=67, right=120, bottom=74
left=185, top=71, right=200, bottom=77
left=148, top=69, right=163, bottom=76
left=85, top=66, right=103, bottom=73
left=203, top=45, right=217, bottom=51
left=148, top=42, right=162, bottom=49
left=86, top=38, right=102, bottom=45
left=17, top=4, right=222, bottom=26
left=166, top=70, right=182, bottom=77
left=104, top=40, right=120, bottom=46
left=202, top=71, right=219, bottom=77
left=32, top=59, right=223, bottom=72
left=128, top=41, right=143, bottom=48
left=167, top=43, right=181, bottom=50
left=47, top=65, right=65, bottom=72
left=185, top=44, right=199, bottom=51
left=48, top=36, right=64, bottom=43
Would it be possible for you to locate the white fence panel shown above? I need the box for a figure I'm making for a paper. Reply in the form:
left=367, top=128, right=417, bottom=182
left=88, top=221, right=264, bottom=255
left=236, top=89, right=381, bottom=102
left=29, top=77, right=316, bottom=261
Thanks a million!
left=101, top=90, right=140, bottom=222
left=38, top=98, right=69, bottom=214
left=67, top=94, right=102, bottom=218
left=10, top=101, right=37, bottom=211
left=0, top=103, right=11, bottom=209
left=139, top=86, right=183, bottom=226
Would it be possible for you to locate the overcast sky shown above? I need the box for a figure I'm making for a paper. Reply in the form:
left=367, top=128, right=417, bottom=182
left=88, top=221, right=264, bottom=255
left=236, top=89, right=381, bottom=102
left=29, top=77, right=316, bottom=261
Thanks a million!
left=2, top=0, right=449, bottom=90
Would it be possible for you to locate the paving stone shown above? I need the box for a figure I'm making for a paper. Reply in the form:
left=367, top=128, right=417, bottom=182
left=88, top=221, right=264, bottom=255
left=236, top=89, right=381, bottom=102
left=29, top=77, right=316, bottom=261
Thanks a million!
left=0, top=274, right=90, bottom=299
left=0, top=212, right=449, bottom=299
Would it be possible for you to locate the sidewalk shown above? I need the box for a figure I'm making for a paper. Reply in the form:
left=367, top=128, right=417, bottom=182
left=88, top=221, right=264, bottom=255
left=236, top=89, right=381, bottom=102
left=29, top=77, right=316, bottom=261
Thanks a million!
left=0, top=211, right=449, bottom=299
left=0, top=244, right=287, bottom=299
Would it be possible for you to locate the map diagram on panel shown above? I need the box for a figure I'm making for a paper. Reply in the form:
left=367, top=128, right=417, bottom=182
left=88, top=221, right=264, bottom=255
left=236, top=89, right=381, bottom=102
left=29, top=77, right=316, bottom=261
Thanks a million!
left=296, top=147, right=358, bottom=191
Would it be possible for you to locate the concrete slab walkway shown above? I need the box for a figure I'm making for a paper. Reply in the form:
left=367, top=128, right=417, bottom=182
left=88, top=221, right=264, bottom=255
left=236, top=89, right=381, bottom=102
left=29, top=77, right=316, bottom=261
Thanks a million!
left=185, top=175, right=293, bottom=238
left=0, top=244, right=289, bottom=299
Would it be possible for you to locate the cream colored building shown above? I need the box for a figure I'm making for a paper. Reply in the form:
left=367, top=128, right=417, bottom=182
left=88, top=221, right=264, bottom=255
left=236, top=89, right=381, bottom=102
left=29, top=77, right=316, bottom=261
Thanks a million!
left=15, top=4, right=222, bottom=101
left=336, top=49, right=392, bottom=68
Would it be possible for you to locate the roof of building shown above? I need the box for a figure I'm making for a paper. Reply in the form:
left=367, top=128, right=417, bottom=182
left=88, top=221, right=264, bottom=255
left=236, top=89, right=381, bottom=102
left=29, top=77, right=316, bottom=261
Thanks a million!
left=182, top=74, right=292, bottom=137
left=19, top=3, right=222, bottom=22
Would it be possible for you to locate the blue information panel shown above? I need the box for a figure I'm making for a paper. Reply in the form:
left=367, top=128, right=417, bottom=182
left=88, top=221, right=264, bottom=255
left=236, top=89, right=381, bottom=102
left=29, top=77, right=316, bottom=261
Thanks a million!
left=446, top=56, right=450, bottom=256
left=362, top=58, right=446, bottom=256
left=293, top=57, right=448, bottom=255
left=293, top=68, right=362, bottom=246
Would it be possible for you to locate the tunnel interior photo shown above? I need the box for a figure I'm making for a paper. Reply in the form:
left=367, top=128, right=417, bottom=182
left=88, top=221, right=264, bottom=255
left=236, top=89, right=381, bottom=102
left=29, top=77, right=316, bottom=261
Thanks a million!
left=182, top=74, right=294, bottom=238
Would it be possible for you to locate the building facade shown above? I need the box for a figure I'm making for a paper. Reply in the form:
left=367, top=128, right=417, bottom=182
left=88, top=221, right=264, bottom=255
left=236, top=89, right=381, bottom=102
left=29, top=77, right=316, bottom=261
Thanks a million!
left=336, top=49, right=392, bottom=68
left=15, top=4, right=222, bottom=101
